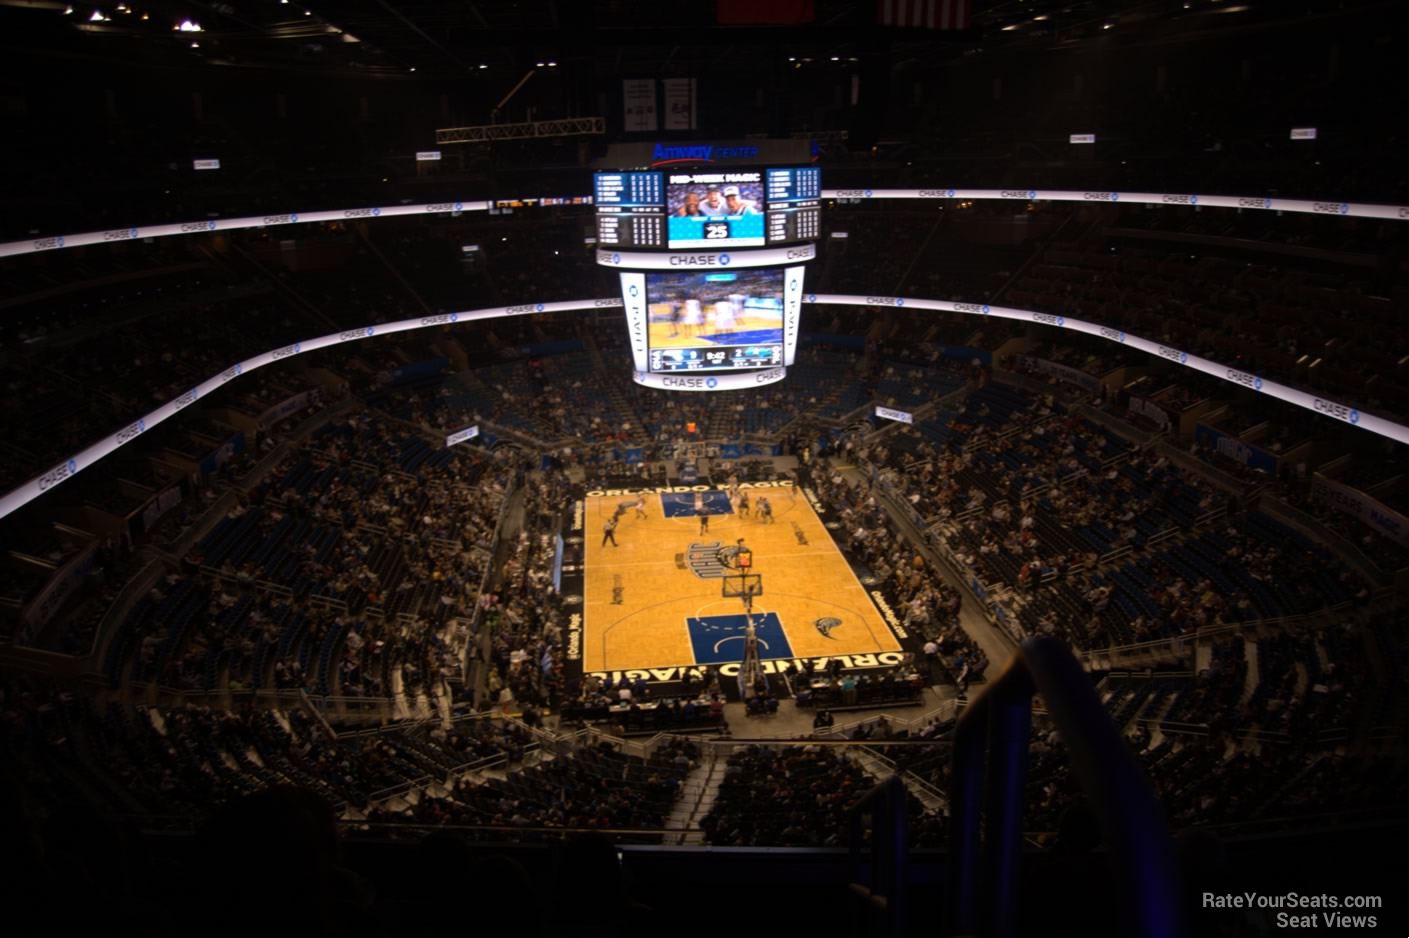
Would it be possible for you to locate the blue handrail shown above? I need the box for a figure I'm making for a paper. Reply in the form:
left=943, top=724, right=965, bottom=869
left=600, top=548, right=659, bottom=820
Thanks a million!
left=946, top=637, right=1185, bottom=938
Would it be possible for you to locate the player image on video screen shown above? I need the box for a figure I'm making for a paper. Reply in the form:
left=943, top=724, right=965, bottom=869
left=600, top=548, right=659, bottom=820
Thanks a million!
left=668, top=180, right=763, bottom=217
left=665, top=174, right=766, bottom=247
left=644, top=268, right=784, bottom=371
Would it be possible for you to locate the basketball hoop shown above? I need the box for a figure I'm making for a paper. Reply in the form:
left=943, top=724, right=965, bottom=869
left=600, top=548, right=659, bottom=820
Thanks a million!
left=721, top=572, right=762, bottom=599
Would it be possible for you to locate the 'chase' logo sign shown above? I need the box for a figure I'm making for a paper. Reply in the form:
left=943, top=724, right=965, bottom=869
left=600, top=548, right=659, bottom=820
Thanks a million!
left=38, top=459, right=78, bottom=491
left=1313, top=398, right=1360, bottom=424
left=1226, top=368, right=1263, bottom=391
left=952, top=303, right=989, bottom=315
left=1099, top=326, right=1126, bottom=342
left=1000, top=190, right=1037, bottom=199
left=669, top=254, right=732, bottom=267
left=116, top=418, right=146, bottom=445
left=1157, top=346, right=1188, bottom=364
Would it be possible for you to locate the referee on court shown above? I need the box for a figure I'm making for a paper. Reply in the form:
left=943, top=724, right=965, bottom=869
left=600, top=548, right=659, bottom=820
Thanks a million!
left=602, top=516, right=619, bottom=547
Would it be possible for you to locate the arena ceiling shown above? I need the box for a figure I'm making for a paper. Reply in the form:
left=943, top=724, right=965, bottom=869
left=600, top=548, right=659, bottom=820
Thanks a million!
left=0, top=0, right=1390, bottom=80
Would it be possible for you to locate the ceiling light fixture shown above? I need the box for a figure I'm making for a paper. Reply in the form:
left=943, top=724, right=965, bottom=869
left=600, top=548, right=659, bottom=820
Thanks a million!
left=1001, top=24, right=1018, bottom=30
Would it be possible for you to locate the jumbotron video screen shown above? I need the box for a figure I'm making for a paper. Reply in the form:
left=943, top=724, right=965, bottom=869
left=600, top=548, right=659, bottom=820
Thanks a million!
left=645, top=269, right=785, bottom=372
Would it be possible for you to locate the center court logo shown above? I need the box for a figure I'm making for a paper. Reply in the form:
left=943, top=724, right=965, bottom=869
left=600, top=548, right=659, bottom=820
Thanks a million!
left=687, top=542, right=727, bottom=579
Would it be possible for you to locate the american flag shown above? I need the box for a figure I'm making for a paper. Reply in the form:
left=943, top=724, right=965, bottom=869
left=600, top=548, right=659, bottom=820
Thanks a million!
left=877, top=0, right=971, bottom=29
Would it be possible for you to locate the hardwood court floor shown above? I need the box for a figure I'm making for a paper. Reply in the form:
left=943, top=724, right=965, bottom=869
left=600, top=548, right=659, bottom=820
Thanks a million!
left=583, top=484, right=902, bottom=674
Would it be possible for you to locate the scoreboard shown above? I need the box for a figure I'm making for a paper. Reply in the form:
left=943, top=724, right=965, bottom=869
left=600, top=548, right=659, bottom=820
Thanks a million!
left=765, top=167, right=821, bottom=243
left=594, top=172, right=666, bottom=248
left=593, top=165, right=818, bottom=251
left=650, top=344, right=783, bottom=372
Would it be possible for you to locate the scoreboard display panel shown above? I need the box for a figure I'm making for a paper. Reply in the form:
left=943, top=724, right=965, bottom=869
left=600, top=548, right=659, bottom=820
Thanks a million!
left=765, top=167, right=822, bottom=243
left=665, top=172, right=766, bottom=249
left=645, top=268, right=786, bottom=372
left=594, top=165, right=818, bottom=250
left=594, top=171, right=665, bottom=248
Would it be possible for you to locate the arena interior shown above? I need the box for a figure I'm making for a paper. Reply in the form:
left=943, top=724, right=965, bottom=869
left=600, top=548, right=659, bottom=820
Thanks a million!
left=1, top=0, right=1407, bottom=934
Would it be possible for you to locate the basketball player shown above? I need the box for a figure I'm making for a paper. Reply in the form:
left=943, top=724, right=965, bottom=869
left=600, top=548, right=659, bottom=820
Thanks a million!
left=738, top=490, right=750, bottom=519
left=668, top=294, right=683, bottom=337
left=693, top=491, right=704, bottom=513
left=758, top=496, right=774, bottom=524
left=632, top=497, right=647, bottom=520
left=729, top=291, right=748, bottom=323
left=683, top=295, right=704, bottom=337
left=697, top=506, right=710, bottom=535
left=714, top=295, right=737, bottom=334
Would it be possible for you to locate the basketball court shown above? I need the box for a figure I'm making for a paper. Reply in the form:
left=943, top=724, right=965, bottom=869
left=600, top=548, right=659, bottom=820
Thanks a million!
left=579, top=481, right=904, bottom=678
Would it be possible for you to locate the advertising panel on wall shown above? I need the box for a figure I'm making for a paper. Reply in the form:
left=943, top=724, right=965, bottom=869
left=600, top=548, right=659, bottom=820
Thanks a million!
left=1127, top=396, right=1172, bottom=430
left=1192, top=423, right=1280, bottom=474
left=875, top=406, right=914, bottom=424
left=445, top=425, right=480, bottom=447
left=1017, top=356, right=1103, bottom=393
left=1310, top=474, right=1409, bottom=547
left=20, top=541, right=100, bottom=642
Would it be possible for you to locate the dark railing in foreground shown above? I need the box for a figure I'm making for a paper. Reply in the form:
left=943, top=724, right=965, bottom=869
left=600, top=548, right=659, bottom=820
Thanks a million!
left=846, top=775, right=908, bottom=938
left=947, top=637, right=1185, bottom=938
